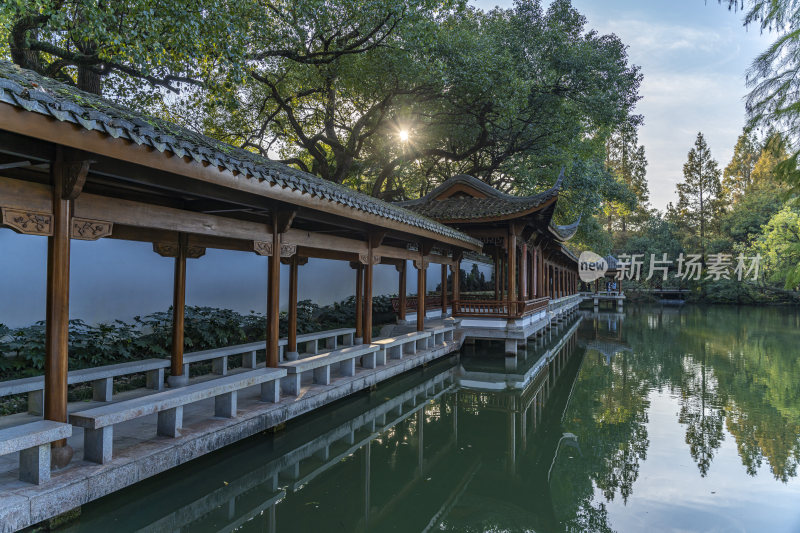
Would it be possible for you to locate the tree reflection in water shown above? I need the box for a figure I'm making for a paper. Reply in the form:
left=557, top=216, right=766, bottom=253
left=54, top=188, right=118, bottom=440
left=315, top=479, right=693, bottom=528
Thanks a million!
left=67, top=307, right=800, bottom=533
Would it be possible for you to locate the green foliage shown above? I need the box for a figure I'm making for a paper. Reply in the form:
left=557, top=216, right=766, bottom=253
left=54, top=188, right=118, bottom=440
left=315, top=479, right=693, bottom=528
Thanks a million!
left=718, top=182, right=784, bottom=246
left=751, top=205, right=800, bottom=289
left=0, top=0, right=243, bottom=97
left=0, top=297, right=395, bottom=382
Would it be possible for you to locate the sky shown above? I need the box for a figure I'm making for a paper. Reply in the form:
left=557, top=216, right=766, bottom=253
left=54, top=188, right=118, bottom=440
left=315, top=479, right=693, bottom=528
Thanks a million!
left=474, top=0, right=774, bottom=210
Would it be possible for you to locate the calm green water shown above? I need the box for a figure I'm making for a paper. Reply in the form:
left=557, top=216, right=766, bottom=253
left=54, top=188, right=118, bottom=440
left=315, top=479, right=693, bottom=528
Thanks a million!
left=66, top=306, right=800, bottom=533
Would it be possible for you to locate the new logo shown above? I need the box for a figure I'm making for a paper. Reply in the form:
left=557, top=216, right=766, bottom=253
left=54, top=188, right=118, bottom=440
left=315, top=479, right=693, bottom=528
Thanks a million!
left=578, top=251, right=608, bottom=283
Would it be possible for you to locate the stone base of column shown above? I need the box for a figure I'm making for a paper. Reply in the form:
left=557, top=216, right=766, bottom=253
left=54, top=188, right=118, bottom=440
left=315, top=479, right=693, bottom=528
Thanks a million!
left=167, top=374, right=189, bottom=388
left=285, top=351, right=299, bottom=361
left=354, top=337, right=363, bottom=345
left=50, top=443, right=74, bottom=469
left=504, top=339, right=518, bottom=357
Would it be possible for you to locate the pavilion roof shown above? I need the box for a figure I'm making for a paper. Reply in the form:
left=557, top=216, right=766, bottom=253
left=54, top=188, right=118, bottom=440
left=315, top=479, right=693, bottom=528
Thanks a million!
left=0, top=61, right=481, bottom=249
left=397, top=173, right=562, bottom=223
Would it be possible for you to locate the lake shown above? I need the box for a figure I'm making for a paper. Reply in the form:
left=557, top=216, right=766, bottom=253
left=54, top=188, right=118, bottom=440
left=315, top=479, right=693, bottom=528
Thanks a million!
left=64, top=305, right=800, bottom=532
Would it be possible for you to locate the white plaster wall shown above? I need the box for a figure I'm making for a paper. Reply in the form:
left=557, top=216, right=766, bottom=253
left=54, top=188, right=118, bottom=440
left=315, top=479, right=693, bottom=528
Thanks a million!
left=0, top=229, right=489, bottom=327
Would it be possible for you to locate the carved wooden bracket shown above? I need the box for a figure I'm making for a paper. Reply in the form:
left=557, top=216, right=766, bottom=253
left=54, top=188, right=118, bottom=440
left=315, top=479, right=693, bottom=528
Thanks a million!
left=395, top=262, right=406, bottom=273
left=1, top=208, right=53, bottom=236
left=254, top=241, right=296, bottom=258
left=254, top=240, right=272, bottom=256
left=71, top=218, right=113, bottom=241
left=281, top=243, right=297, bottom=258
left=153, top=242, right=206, bottom=258
left=413, top=259, right=429, bottom=270
left=359, top=253, right=381, bottom=265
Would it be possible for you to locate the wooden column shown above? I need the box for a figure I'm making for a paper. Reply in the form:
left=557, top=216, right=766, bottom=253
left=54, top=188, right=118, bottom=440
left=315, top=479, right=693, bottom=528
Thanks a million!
left=540, top=254, right=545, bottom=298
left=45, top=152, right=73, bottom=464
left=287, top=255, right=299, bottom=358
left=266, top=219, right=281, bottom=368
left=520, top=243, right=528, bottom=301
left=451, top=258, right=461, bottom=316
left=363, top=249, right=374, bottom=344
left=441, top=263, right=448, bottom=316
left=397, top=262, right=407, bottom=322
left=169, top=233, right=188, bottom=386
left=416, top=259, right=427, bottom=331
left=493, top=250, right=500, bottom=301
left=355, top=263, right=364, bottom=343
left=507, top=229, right=517, bottom=308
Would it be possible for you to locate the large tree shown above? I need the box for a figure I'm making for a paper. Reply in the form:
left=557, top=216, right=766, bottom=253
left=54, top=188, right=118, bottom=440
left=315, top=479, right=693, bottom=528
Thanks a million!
left=603, top=122, right=649, bottom=233
left=722, top=130, right=759, bottom=202
left=207, top=0, right=641, bottom=200
left=674, top=132, right=723, bottom=259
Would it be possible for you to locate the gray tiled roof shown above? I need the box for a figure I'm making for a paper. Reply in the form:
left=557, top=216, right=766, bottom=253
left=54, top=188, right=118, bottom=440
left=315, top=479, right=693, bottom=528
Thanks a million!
left=0, top=61, right=481, bottom=248
left=397, top=173, right=562, bottom=221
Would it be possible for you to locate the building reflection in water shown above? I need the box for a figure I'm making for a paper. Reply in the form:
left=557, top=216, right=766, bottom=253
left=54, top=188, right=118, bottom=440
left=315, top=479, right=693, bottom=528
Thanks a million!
left=65, top=316, right=585, bottom=533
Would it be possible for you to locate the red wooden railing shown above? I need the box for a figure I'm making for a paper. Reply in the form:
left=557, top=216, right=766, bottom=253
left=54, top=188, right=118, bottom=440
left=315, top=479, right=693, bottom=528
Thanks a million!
left=453, top=297, right=548, bottom=319
left=391, top=296, right=442, bottom=313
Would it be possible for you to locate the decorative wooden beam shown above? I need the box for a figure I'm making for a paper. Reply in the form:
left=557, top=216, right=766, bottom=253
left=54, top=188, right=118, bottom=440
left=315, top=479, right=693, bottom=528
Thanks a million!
left=154, top=241, right=206, bottom=259
left=0, top=207, right=52, bottom=235
left=71, top=217, right=112, bottom=241
left=0, top=104, right=483, bottom=251
left=0, top=177, right=464, bottom=261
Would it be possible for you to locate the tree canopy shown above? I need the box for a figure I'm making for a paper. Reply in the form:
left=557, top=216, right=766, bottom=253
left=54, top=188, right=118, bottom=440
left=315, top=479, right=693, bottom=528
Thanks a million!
left=1, top=0, right=641, bottom=242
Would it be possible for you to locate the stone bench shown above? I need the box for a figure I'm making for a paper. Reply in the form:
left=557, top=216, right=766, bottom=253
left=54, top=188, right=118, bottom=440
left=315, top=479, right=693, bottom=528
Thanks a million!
left=425, top=324, right=455, bottom=347
left=290, top=328, right=356, bottom=358
left=182, top=341, right=266, bottom=377
left=278, top=344, right=379, bottom=396
left=370, top=331, right=432, bottom=366
left=69, top=368, right=287, bottom=464
left=0, top=420, right=72, bottom=484
left=0, top=359, right=169, bottom=415
left=181, top=328, right=357, bottom=373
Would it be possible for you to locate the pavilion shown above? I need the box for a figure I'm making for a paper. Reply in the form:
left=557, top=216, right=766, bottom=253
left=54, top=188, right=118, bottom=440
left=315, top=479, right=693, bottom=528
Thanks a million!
left=0, top=59, right=581, bottom=525
left=398, top=173, right=582, bottom=351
